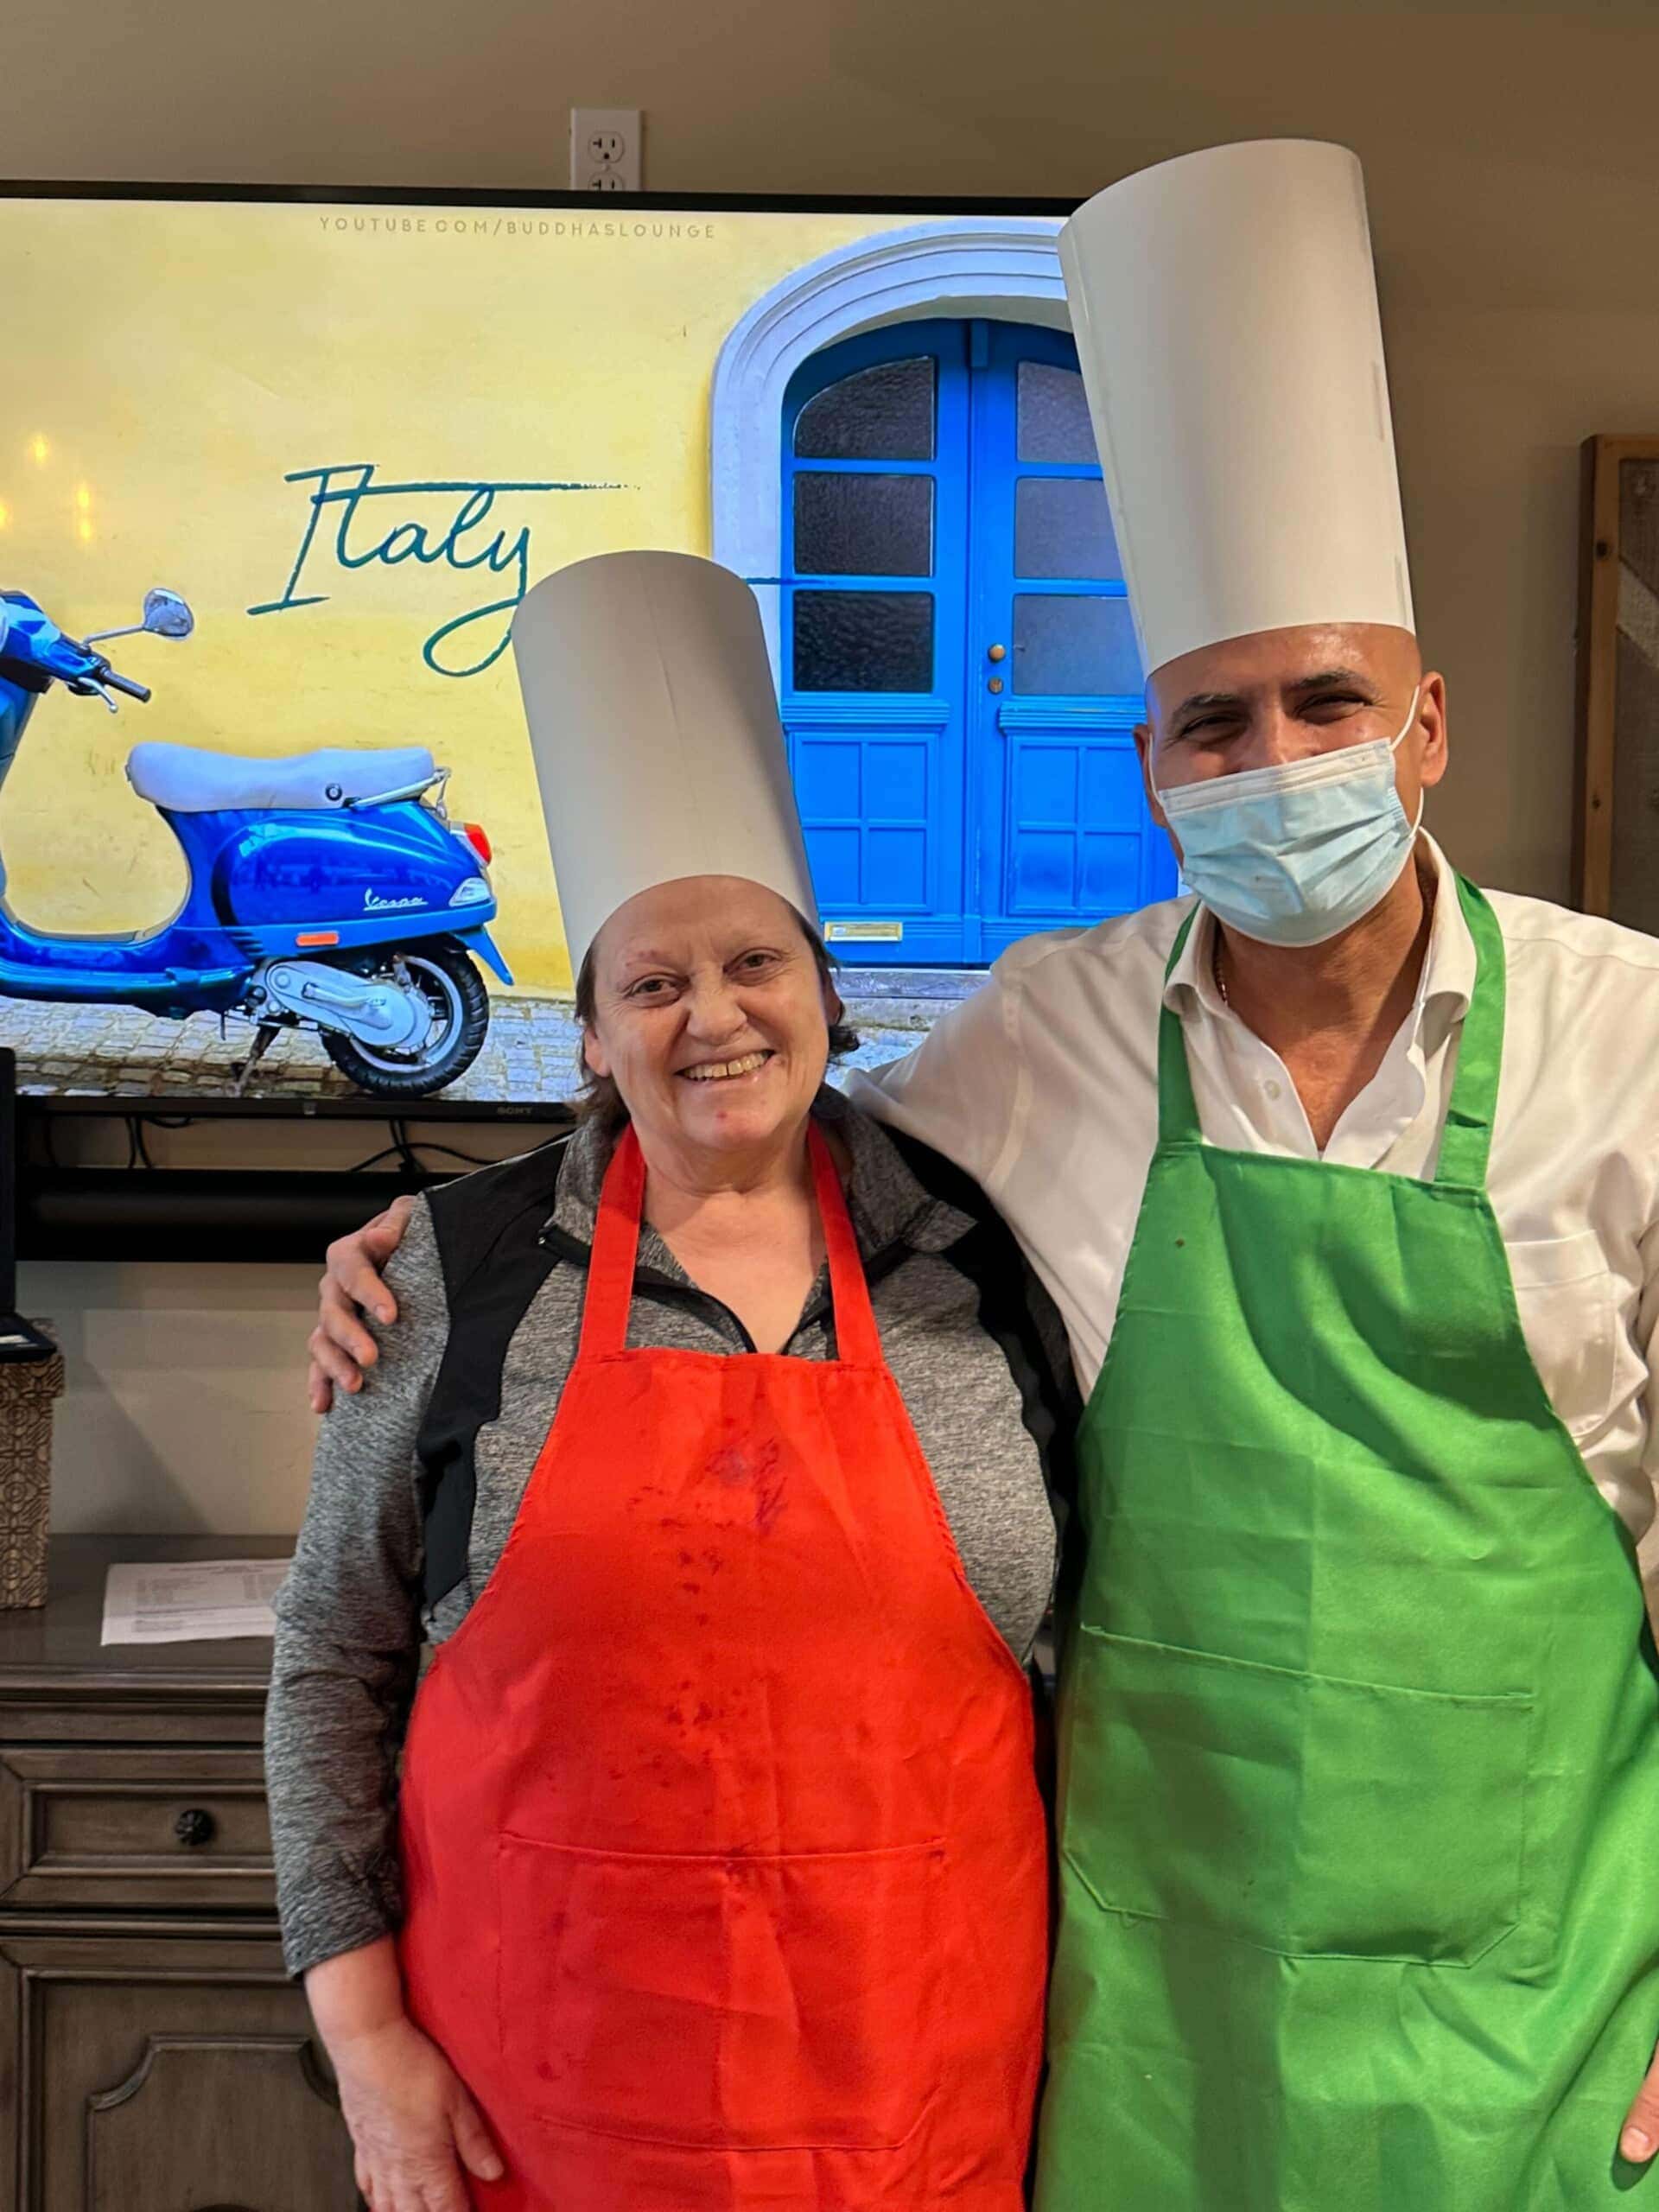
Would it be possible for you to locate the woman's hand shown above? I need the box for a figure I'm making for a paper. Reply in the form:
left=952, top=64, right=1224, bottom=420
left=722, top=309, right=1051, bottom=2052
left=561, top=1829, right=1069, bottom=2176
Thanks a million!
left=307, top=1942, right=504, bottom=2210
left=334, top=2012, right=505, bottom=2212
left=308, top=1195, right=416, bottom=1414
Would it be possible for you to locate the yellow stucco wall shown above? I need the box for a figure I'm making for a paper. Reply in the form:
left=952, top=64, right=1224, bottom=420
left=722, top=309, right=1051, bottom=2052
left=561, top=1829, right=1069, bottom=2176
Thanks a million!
left=0, top=200, right=912, bottom=991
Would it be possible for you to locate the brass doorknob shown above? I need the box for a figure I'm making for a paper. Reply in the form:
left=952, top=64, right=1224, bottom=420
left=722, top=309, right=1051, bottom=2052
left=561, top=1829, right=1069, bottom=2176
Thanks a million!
left=987, top=643, right=1007, bottom=662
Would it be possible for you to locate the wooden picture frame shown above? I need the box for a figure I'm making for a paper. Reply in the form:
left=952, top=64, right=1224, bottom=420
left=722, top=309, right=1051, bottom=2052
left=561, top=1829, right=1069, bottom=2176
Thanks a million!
left=1574, top=435, right=1659, bottom=926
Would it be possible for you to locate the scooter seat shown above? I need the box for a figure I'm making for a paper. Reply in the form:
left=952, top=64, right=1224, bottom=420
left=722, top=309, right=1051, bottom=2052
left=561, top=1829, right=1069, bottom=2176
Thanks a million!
left=125, top=742, right=437, bottom=813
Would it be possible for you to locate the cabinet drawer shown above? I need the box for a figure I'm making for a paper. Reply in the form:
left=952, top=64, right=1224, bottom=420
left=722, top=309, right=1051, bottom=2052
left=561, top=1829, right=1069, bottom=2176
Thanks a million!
left=0, top=1746, right=274, bottom=1911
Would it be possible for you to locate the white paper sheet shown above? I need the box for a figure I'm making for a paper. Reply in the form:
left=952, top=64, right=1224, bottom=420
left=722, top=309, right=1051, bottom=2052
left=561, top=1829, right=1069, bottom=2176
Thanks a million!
left=101, top=1558, right=290, bottom=1645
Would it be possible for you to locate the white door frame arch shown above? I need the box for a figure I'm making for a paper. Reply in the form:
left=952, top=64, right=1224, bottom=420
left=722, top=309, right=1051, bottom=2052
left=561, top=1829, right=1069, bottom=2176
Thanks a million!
left=709, top=218, right=1070, bottom=673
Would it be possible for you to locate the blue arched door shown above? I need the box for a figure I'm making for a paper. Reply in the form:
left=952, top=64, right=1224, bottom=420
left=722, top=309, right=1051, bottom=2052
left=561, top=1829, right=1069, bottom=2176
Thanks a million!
left=780, top=319, right=1177, bottom=965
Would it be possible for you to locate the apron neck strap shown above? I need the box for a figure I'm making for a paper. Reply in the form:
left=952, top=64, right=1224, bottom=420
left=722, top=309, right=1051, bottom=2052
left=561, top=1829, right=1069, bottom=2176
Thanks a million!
left=1156, top=909, right=1205, bottom=1149
left=1432, top=874, right=1505, bottom=1192
left=810, top=1123, right=885, bottom=1366
left=579, top=1122, right=649, bottom=1360
left=579, top=1119, right=884, bottom=1365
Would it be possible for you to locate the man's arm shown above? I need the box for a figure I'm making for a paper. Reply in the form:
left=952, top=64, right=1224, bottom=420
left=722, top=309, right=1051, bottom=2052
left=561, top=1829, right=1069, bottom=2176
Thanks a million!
left=309, top=977, right=1033, bottom=1403
left=844, top=962, right=1026, bottom=1194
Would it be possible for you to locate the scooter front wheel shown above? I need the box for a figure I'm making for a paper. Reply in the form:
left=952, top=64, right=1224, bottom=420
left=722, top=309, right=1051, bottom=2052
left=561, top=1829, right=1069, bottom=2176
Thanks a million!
left=321, top=938, right=491, bottom=1098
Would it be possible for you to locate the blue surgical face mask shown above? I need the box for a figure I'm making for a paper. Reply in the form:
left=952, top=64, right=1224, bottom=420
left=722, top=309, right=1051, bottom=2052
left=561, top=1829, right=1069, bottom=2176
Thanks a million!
left=1154, top=687, right=1424, bottom=949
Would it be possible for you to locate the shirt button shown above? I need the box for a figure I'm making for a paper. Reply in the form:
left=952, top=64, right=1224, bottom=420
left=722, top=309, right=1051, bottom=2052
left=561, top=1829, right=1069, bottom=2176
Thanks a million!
left=1264, top=1079, right=1282, bottom=1101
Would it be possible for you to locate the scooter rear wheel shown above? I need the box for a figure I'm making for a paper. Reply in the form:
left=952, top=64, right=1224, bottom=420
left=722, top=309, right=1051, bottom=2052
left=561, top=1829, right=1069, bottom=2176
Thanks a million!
left=321, top=938, right=491, bottom=1098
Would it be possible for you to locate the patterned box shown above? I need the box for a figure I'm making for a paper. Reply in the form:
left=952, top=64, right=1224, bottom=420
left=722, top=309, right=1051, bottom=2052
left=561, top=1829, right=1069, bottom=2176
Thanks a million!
left=0, top=1329, right=65, bottom=1608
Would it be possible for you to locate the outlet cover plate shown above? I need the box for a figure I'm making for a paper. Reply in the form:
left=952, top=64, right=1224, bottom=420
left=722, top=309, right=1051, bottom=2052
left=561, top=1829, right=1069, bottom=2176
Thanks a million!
left=570, top=107, right=642, bottom=193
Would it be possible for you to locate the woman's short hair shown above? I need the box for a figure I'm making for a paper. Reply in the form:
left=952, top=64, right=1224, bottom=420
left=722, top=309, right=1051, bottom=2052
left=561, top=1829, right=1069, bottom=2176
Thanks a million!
left=572, top=908, right=860, bottom=1133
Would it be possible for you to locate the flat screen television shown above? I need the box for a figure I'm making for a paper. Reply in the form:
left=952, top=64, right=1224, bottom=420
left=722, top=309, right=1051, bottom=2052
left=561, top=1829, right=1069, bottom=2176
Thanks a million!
left=0, top=183, right=1175, bottom=1116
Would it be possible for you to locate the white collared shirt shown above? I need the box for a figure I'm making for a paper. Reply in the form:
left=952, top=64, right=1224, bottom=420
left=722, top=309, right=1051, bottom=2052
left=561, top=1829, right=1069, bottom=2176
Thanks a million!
left=849, top=837, right=1659, bottom=1535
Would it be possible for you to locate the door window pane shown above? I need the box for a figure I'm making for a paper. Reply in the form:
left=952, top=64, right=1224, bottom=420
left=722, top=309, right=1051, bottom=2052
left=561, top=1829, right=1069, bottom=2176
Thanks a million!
left=1013, top=595, right=1141, bottom=695
left=793, top=591, right=934, bottom=692
left=1016, top=362, right=1098, bottom=464
left=795, top=358, right=937, bottom=461
left=794, top=473, right=933, bottom=577
left=1014, top=477, right=1121, bottom=580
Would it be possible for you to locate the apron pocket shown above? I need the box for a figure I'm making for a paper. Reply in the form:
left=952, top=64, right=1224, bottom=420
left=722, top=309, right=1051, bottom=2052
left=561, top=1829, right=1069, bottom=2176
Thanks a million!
left=1064, top=1626, right=1531, bottom=1967
left=496, top=1832, right=945, bottom=2150
left=1506, top=1231, right=1619, bottom=1443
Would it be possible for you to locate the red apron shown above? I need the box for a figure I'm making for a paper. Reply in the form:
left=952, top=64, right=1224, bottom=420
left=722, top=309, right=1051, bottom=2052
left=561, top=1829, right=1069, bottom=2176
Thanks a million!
left=396, top=1122, right=1049, bottom=2210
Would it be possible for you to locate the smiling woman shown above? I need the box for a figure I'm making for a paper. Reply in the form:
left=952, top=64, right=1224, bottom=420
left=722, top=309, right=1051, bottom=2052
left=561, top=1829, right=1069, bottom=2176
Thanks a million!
left=269, top=550, right=1068, bottom=2212
left=575, top=875, right=864, bottom=1354
left=572, top=880, right=860, bottom=1137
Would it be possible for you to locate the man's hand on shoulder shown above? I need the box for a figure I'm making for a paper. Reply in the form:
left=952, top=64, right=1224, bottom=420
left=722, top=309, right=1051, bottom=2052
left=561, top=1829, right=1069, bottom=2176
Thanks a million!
left=308, top=1194, right=417, bottom=1415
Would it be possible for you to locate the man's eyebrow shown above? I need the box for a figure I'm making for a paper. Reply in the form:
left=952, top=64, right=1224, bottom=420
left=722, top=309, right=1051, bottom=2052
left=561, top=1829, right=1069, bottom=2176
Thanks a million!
left=1291, top=666, right=1373, bottom=694
left=1169, top=667, right=1376, bottom=722
left=1170, top=687, right=1246, bottom=721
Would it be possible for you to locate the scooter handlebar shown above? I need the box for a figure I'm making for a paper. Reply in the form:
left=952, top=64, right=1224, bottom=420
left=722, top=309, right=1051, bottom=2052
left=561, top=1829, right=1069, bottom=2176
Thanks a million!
left=100, top=668, right=150, bottom=702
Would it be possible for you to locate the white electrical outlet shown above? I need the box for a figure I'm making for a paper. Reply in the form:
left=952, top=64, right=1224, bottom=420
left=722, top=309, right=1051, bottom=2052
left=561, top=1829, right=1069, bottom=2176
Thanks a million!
left=570, top=107, right=643, bottom=194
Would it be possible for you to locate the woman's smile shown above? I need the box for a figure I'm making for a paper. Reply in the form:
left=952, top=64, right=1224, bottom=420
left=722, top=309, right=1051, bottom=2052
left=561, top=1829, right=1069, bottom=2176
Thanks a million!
left=677, top=1048, right=777, bottom=1085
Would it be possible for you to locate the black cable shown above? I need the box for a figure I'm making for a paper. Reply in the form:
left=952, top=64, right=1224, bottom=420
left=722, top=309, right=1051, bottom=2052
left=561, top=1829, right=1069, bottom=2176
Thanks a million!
left=389, top=1118, right=423, bottom=1178
left=344, top=1142, right=406, bottom=1175
left=42, top=1108, right=499, bottom=1183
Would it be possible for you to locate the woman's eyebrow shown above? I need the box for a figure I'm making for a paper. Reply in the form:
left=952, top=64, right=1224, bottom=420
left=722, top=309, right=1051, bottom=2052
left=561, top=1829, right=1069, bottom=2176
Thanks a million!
left=613, top=951, right=681, bottom=978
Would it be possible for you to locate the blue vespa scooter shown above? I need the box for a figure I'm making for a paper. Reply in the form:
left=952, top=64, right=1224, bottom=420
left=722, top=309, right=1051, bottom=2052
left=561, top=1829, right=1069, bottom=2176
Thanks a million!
left=0, top=587, right=512, bottom=1096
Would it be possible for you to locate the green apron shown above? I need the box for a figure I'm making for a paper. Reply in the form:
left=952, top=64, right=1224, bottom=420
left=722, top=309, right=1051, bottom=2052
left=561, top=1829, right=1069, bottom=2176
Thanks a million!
left=1037, top=878, right=1659, bottom=2211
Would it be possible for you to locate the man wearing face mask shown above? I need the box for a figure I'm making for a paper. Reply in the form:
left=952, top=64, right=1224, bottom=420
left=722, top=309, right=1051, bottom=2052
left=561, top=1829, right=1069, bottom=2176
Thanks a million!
left=864, top=138, right=1659, bottom=2209
left=307, top=140, right=1659, bottom=2207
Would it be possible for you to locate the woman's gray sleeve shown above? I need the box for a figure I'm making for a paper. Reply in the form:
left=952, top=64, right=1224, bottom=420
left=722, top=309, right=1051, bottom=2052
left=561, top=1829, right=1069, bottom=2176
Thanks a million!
left=264, top=1198, right=447, bottom=1980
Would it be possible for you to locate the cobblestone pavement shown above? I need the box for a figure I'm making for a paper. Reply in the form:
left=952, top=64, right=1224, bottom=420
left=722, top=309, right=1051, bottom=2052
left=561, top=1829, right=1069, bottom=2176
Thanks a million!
left=0, top=986, right=962, bottom=1105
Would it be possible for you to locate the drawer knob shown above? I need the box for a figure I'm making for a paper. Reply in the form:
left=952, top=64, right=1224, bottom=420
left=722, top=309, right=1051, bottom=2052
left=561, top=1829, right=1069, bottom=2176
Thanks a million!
left=174, top=1807, right=217, bottom=1848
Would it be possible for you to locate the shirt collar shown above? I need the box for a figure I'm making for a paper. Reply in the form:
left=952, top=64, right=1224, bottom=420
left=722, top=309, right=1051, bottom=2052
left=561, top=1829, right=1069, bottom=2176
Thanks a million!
left=1161, top=833, right=1476, bottom=1042
left=542, top=1083, right=972, bottom=1274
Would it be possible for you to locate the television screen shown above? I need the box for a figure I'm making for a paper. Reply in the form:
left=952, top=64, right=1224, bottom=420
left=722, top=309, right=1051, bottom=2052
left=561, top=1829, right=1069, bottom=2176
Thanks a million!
left=0, top=188, right=1174, bottom=1110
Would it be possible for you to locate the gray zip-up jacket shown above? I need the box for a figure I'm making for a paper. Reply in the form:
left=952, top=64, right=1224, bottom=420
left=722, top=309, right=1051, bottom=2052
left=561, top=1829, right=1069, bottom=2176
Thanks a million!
left=266, top=1090, right=1077, bottom=1980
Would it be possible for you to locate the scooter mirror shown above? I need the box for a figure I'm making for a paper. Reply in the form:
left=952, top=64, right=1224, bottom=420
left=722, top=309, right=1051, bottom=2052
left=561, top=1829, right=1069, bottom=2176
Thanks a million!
left=142, top=588, right=194, bottom=639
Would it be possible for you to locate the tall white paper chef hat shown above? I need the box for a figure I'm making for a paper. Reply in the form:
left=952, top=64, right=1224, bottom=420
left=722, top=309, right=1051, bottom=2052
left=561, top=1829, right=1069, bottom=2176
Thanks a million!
left=510, top=551, right=818, bottom=970
left=1058, top=138, right=1414, bottom=679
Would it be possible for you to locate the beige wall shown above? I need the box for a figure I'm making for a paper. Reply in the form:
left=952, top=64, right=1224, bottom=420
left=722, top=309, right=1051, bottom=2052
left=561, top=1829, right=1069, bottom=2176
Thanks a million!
left=11, top=0, right=1658, bottom=1531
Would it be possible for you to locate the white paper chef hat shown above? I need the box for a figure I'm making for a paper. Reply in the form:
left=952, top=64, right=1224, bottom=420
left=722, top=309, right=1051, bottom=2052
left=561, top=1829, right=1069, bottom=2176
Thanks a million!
left=1058, top=138, right=1414, bottom=678
left=510, top=551, right=818, bottom=969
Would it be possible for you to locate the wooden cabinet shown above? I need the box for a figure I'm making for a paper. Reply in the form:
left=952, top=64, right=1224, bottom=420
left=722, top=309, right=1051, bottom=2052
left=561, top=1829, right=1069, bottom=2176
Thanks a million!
left=0, top=1538, right=358, bottom=2212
